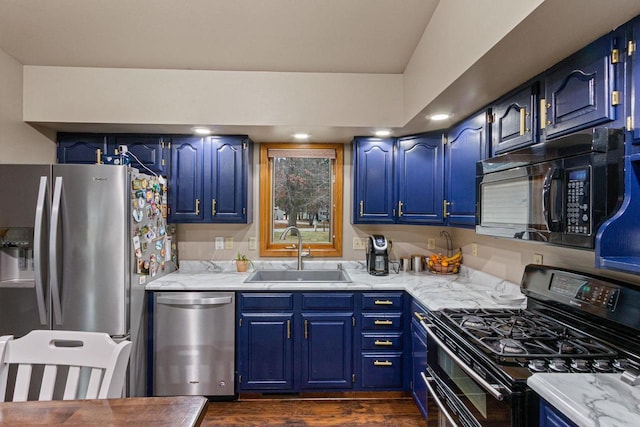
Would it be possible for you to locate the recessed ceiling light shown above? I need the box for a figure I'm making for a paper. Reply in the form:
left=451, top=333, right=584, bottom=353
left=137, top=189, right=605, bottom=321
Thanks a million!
left=293, top=133, right=310, bottom=140
left=192, top=127, right=212, bottom=135
left=374, top=130, right=392, bottom=137
left=430, top=113, right=451, bottom=121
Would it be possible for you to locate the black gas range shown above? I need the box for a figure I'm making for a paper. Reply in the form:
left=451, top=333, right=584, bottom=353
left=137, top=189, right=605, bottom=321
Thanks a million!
left=421, top=265, right=640, bottom=427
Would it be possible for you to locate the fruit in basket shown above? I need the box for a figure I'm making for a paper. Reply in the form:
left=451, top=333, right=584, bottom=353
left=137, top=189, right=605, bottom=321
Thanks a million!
left=427, top=249, right=462, bottom=274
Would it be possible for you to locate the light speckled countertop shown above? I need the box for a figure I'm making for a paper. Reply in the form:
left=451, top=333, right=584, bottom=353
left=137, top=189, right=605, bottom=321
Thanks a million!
left=145, top=259, right=526, bottom=311
left=528, top=373, right=640, bottom=427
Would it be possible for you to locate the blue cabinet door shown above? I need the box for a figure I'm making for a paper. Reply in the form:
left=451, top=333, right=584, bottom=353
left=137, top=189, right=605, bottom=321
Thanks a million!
left=539, top=399, right=577, bottom=427
left=630, top=18, right=640, bottom=148
left=301, top=313, right=353, bottom=389
left=111, top=135, right=167, bottom=175
left=238, top=313, right=295, bottom=391
left=445, top=111, right=489, bottom=227
left=411, top=318, right=428, bottom=419
left=492, top=82, right=539, bottom=155
left=206, top=136, right=248, bottom=223
left=168, top=136, right=205, bottom=222
left=352, top=137, right=395, bottom=224
left=396, top=133, right=444, bottom=224
left=543, top=31, right=624, bottom=140
left=57, top=134, right=108, bottom=164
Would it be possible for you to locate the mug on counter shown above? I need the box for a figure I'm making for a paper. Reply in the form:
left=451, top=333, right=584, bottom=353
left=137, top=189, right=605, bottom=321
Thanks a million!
left=412, top=254, right=424, bottom=272
left=401, top=258, right=410, bottom=271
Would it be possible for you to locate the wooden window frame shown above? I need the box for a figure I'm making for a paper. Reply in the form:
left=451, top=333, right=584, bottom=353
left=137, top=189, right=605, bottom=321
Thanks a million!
left=259, top=143, right=343, bottom=257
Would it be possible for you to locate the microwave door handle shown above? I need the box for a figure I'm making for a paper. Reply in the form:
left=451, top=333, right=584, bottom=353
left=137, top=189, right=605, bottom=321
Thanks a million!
left=542, top=167, right=562, bottom=232
left=421, top=371, right=459, bottom=427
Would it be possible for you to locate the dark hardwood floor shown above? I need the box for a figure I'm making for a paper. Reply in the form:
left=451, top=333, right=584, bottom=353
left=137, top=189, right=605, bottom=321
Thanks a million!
left=202, top=396, right=433, bottom=426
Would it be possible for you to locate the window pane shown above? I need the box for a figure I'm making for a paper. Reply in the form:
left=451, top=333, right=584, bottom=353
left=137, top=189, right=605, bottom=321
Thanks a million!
left=272, top=157, right=332, bottom=244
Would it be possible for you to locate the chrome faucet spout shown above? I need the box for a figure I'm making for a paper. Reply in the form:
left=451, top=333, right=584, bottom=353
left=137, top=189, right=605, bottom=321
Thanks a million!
left=279, top=226, right=307, bottom=270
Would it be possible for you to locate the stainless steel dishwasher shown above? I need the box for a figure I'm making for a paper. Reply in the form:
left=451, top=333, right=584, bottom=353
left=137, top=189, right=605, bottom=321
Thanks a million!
left=153, top=291, right=235, bottom=397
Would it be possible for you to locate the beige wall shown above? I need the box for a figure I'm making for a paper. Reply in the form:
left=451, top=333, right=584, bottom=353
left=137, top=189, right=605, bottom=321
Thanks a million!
left=0, top=49, right=56, bottom=164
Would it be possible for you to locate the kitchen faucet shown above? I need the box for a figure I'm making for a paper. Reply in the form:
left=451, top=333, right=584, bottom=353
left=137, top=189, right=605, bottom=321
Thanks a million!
left=279, top=226, right=310, bottom=270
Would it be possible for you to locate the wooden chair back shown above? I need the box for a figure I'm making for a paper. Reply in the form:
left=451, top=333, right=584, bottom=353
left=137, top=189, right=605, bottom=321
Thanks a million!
left=0, top=330, right=131, bottom=401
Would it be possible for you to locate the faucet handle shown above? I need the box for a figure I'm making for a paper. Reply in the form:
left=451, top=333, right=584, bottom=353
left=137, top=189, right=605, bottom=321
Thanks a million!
left=302, top=247, right=311, bottom=257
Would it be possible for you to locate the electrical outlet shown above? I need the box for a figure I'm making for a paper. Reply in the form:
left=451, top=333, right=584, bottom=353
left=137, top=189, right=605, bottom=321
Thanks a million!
left=471, top=243, right=478, bottom=257
left=353, top=237, right=366, bottom=250
left=214, top=237, right=224, bottom=250
left=224, top=237, right=233, bottom=250
left=427, top=238, right=436, bottom=250
left=533, top=253, right=543, bottom=264
left=248, top=237, right=257, bottom=250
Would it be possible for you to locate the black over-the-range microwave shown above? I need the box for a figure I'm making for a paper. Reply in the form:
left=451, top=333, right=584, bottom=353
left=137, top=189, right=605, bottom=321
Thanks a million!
left=476, top=127, right=625, bottom=249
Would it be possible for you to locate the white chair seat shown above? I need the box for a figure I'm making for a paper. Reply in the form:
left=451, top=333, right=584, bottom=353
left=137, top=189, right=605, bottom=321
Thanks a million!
left=0, top=330, right=131, bottom=402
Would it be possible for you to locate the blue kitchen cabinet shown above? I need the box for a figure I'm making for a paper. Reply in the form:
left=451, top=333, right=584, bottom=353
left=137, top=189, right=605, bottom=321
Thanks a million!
left=167, top=136, right=205, bottom=222
left=168, top=135, right=252, bottom=223
left=301, top=313, right=353, bottom=389
left=396, top=133, right=445, bottom=224
left=352, top=133, right=444, bottom=225
left=539, top=399, right=577, bottom=427
left=237, top=293, right=295, bottom=391
left=410, top=301, right=428, bottom=419
left=352, top=137, right=396, bottom=223
left=628, top=17, right=640, bottom=149
left=110, top=135, right=168, bottom=175
left=491, top=82, right=540, bottom=155
left=57, top=133, right=108, bottom=164
left=445, top=110, right=490, bottom=227
left=542, top=29, right=625, bottom=140
left=358, top=292, right=406, bottom=390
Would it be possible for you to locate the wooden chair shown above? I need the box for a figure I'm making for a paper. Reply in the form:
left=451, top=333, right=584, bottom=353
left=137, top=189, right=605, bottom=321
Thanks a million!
left=0, top=330, right=131, bottom=401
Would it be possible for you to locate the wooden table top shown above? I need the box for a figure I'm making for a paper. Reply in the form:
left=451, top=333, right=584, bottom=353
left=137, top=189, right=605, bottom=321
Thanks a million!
left=0, top=395, right=208, bottom=426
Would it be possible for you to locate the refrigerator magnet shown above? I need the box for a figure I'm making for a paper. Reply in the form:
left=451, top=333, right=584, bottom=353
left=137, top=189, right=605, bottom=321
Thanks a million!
left=138, top=197, right=146, bottom=209
left=155, top=240, right=163, bottom=250
left=133, top=209, right=143, bottom=222
left=133, top=235, right=142, bottom=258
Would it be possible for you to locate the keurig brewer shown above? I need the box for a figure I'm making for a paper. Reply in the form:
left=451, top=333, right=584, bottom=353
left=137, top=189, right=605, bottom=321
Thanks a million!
left=366, top=235, right=389, bottom=276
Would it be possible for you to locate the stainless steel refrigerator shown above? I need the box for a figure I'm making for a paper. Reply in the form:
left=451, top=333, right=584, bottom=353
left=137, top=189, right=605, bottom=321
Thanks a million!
left=0, top=164, right=177, bottom=397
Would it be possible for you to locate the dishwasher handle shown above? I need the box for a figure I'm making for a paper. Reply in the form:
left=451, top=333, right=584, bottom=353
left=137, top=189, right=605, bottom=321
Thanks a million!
left=156, top=295, right=233, bottom=306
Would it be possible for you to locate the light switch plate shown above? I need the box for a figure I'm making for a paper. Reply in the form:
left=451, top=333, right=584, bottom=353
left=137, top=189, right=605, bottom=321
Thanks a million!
left=214, top=237, right=224, bottom=250
left=353, top=237, right=366, bottom=250
left=471, top=243, right=478, bottom=257
left=533, top=253, right=543, bottom=264
left=427, top=238, right=436, bottom=250
left=248, top=237, right=257, bottom=250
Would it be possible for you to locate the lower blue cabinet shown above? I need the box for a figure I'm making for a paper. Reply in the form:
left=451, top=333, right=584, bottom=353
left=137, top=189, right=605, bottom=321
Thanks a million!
left=360, top=353, right=404, bottom=389
left=539, top=399, right=577, bottom=427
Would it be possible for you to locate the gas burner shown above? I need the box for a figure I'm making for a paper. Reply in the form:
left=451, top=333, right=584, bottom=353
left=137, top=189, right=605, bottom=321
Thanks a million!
left=557, top=340, right=577, bottom=354
left=548, top=359, right=569, bottom=372
left=498, top=338, right=527, bottom=355
left=460, top=315, right=487, bottom=329
left=528, top=359, right=547, bottom=372
left=570, top=359, right=591, bottom=372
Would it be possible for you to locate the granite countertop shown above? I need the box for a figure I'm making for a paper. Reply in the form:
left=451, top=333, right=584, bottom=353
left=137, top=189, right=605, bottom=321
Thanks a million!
left=145, top=259, right=527, bottom=311
left=528, top=373, right=640, bottom=427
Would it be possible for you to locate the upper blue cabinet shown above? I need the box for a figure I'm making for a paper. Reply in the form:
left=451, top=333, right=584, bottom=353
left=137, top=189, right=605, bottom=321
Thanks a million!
left=168, top=135, right=252, bottom=224
left=111, top=135, right=168, bottom=175
left=352, top=137, right=396, bottom=224
left=491, top=82, right=539, bottom=155
left=541, top=28, right=626, bottom=140
left=57, top=133, right=108, bottom=164
left=445, top=110, right=490, bottom=227
left=628, top=17, right=640, bottom=150
left=352, top=133, right=444, bottom=225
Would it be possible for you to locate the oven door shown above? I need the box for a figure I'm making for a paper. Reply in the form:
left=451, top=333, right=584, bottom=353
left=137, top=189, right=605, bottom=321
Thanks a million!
left=424, top=323, right=515, bottom=427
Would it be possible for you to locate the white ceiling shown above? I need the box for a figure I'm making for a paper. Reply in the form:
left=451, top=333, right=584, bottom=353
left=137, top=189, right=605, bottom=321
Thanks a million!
left=0, top=0, right=438, bottom=74
left=2, top=0, right=640, bottom=142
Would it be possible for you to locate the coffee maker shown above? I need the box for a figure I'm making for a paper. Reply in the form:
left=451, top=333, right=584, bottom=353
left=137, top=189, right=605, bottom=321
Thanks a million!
left=366, top=235, right=389, bottom=276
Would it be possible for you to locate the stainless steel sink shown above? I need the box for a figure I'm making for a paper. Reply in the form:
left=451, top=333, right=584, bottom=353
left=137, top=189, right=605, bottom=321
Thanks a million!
left=244, top=269, right=352, bottom=283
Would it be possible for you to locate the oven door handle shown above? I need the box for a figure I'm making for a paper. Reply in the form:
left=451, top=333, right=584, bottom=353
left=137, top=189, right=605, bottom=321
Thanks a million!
left=421, top=371, right=459, bottom=427
left=424, top=324, right=505, bottom=401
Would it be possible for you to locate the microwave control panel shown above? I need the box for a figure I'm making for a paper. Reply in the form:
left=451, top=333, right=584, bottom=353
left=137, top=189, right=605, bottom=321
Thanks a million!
left=565, top=167, right=590, bottom=235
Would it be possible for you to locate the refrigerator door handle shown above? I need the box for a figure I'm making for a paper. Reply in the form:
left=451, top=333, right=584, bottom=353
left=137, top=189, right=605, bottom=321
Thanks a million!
left=50, top=176, right=63, bottom=325
left=33, top=176, right=49, bottom=325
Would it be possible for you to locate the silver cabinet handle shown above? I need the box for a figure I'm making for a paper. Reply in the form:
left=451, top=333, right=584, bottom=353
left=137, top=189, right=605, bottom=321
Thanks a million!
left=33, top=176, right=49, bottom=326
left=49, top=176, right=63, bottom=325
left=424, top=323, right=504, bottom=401
left=421, top=371, right=458, bottom=427
left=157, top=295, right=233, bottom=306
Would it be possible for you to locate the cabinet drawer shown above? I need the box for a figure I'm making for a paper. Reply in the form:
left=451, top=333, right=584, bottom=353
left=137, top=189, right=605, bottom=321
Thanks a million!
left=362, top=293, right=403, bottom=310
left=239, top=293, right=293, bottom=311
left=302, top=293, right=354, bottom=310
left=360, top=353, right=404, bottom=389
left=361, top=313, right=403, bottom=330
left=361, top=333, right=403, bottom=351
